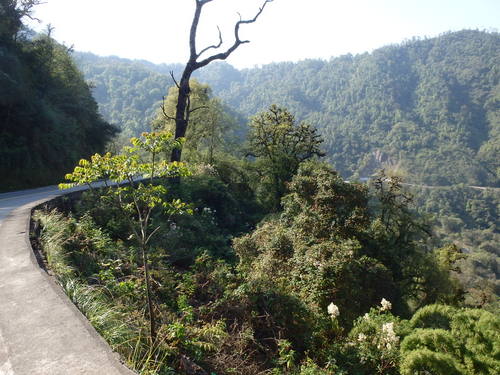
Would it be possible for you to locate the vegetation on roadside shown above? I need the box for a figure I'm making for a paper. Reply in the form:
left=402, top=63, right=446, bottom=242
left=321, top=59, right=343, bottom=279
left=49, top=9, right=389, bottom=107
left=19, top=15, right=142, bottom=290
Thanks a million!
left=34, top=107, right=498, bottom=374
left=0, top=0, right=115, bottom=191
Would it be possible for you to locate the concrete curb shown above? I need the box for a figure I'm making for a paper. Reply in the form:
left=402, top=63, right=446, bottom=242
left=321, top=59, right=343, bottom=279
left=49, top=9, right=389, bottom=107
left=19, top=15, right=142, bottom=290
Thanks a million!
left=0, top=193, right=136, bottom=375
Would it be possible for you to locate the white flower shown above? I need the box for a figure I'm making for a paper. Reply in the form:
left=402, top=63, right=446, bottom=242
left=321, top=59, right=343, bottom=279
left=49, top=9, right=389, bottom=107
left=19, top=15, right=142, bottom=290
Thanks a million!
left=380, top=322, right=399, bottom=350
left=380, top=298, right=392, bottom=312
left=363, top=313, right=370, bottom=321
left=357, top=333, right=367, bottom=342
left=327, top=302, right=339, bottom=318
left=382, top=322, right=395, bottom=335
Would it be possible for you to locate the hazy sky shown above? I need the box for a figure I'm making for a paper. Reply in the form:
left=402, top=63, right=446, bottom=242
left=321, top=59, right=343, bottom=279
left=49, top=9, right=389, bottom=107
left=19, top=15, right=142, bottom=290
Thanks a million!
left=28, top=0, right=500, bottom=69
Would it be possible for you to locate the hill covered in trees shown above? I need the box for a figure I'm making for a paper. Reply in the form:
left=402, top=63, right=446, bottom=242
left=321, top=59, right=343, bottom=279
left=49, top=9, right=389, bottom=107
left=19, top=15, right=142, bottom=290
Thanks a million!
left=0, top=2, right=115, bottom=191
left=74, top=30, right=499, bottom=308
left=76, top=30, right=499, bottom=188
left=37, top=128, right=499, bottom=375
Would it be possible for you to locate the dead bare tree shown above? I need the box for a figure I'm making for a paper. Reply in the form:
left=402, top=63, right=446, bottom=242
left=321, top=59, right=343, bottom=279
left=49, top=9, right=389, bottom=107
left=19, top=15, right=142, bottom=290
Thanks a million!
left=170, top=0, right=272, bottom=162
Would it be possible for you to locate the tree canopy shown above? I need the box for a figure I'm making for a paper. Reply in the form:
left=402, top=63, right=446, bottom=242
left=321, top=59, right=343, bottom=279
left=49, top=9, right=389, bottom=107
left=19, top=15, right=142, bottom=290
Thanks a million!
left=0, top=14, right=116, bottom=191
left=246, top=105, right=324, bottom=209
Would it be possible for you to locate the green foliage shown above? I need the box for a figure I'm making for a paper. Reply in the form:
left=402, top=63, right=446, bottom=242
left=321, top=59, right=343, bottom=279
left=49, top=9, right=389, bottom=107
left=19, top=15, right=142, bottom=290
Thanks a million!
left=281, top=161, right=369, bottom=240
left=29, top=30, right=500, bottom=372
left=410, top=185, right=499, bottom=304
left=61, top=132, right=191, bottom=341
left=36, top=163, right=498, bottom=374
left=152, top=79, right=244, bottom=163
left=295, top=358, right=336, bottom=375
left=400, top=305, right=500, bottom=374
left=410, top=303, right=456, bottom=330
left=346, top=303, right=409, bottom=374
left=76, top=31, right=499, bottom=188
left=400, top=349, right=465, bottom=375
left=401, top=329, right=458, bottom=357
left=0, top=0, right=22, bottom=44
left=73, top=53, right=183, bottom=139
left=0, top=23, right=116, bottom=191
left=74, top=34, right=499, bottom=301
left=0, top=1, right=41, bottom=44
left=35, top=148, right=274, bottom=373
left=412, top=245, right=465, bottom=307
left=221, top=31, right=499, bottom=188
left=245, top=105, right=324, bottom=210
left=33, top=208, right=77, bottom=278
left=275, top=339, right=297, bottom=371
left=233, top=162, right=441, bottom=360
left=73, top=36, right=500, bottom=307
left=62, top=278, right=136, bottom=349
left=34, top=202, right=235, bottom=374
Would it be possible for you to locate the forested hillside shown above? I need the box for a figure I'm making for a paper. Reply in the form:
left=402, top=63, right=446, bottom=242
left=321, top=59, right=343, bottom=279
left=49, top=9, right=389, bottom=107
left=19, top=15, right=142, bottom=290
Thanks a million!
left=0, top=3, right=115, bottom=191
left=213, top=30, right=500, bottom=188
left=73, top=53, right=182, bottom=139
left=76, top=30, right=499, bottom=187
left=1, top=7, right=490, bottom=368
left=74, top=30, right=499, bottom=307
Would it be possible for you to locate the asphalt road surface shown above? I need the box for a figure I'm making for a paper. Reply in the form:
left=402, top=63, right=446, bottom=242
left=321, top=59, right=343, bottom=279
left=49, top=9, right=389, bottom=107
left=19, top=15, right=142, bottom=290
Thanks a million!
left=0, top=185, right=63, bottom=222
left=0, top=184, right=134, bottom=375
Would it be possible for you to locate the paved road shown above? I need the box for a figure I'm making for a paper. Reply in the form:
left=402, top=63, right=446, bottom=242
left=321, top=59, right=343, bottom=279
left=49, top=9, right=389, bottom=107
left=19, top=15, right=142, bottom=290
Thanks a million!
left=0, top=185, right=134, bottom=375
left=401, top=182, right=500, bottom=192
left=0, top=185, right=64, bottom=222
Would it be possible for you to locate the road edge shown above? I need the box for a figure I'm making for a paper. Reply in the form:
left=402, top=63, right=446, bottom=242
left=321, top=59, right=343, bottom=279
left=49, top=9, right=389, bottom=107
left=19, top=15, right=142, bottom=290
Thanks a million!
left=23, top=193, right=137, bottom=375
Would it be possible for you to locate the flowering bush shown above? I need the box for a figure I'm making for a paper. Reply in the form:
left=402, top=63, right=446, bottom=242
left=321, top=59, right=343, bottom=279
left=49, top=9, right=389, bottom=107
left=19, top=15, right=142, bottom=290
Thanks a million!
left=346, top=299, right=410, bottom=374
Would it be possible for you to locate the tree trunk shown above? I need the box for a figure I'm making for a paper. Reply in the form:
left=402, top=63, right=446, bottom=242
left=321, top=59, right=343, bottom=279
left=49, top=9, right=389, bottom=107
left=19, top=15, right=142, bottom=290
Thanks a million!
left=169, top=0, right=271, bottom=163
left=141, top=244, right=156, bottom=342
left=171, top=66, right=194, bottom=162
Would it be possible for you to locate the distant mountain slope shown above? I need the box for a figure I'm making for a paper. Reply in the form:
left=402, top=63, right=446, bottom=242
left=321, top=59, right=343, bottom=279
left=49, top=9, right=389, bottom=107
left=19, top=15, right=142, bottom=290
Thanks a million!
left=73, top=53, right=182, bottom=138
left=75, top=30, right=499, bottom=187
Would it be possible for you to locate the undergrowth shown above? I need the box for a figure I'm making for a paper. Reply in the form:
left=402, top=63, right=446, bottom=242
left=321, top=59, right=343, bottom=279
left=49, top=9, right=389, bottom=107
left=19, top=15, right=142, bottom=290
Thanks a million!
left=32, top=165, right=500, bottom=375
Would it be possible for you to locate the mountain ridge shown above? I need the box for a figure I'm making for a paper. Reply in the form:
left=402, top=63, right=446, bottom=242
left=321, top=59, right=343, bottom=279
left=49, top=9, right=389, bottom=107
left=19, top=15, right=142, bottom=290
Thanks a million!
left=74, top=29, right=500, bottom=187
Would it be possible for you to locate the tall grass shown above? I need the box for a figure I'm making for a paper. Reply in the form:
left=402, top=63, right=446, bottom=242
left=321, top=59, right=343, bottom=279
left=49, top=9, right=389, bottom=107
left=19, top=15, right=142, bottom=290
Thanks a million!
left=33, top=209, right=75, bottom=278
left=33, top=209, right=174, bottom=374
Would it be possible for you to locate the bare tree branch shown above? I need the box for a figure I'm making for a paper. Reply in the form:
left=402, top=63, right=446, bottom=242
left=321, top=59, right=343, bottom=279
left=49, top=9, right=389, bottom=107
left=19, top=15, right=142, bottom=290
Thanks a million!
left=189, top=105, right=209, bottom=114
left=170, top=0, right=272, bottom=162
left=161, top=96, right=175, bottom=121
left=18, top=0, right=46, bottom=22
left=169, top=71, right=180, bottom=89
left=195, top=0, right=272, bottom=69
left=197, top=26, right=223, bottom=58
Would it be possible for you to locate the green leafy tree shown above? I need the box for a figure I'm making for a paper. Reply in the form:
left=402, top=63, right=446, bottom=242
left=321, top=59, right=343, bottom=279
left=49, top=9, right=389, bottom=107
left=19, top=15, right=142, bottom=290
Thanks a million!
left=347, top=300, right=408, bottom=375
left=60, top=132, right=192, bottom=341
left=0, top=0, right=41, bottom=43
left=0, top=26, right=116, bottom=191
left=153, top=79, right=240, bottom=163
left=246, top=105, right=324, bottom=210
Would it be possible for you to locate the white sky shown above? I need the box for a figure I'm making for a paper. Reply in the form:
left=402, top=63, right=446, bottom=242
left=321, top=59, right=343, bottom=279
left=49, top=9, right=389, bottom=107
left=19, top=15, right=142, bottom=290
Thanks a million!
left=28, top=0, right=500, bottom=69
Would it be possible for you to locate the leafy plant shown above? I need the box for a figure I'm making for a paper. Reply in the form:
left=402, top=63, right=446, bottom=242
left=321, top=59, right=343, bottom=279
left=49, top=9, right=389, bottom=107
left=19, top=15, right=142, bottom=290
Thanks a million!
left=60, top=132, right=192, bottom=341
